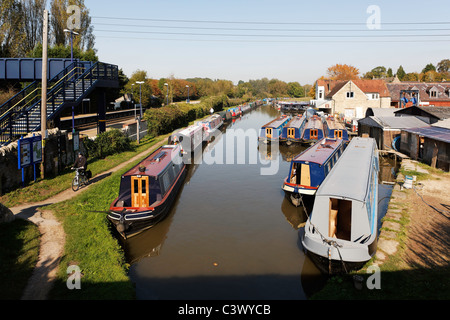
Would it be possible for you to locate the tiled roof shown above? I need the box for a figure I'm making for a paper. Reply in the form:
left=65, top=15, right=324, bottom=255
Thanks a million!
left=387, top=82, right=450, bottom=102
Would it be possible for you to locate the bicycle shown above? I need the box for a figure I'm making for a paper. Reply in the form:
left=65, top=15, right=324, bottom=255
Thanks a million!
left=71, top=167, right=89, bottom=191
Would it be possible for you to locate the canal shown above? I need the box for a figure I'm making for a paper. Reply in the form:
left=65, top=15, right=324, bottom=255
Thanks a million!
left=123, top=104, right=394, bottom=300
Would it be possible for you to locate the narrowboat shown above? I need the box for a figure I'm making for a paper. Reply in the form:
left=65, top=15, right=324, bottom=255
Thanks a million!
left=108, top=144, right=187, bottom=239
left=280, top=114, right=307, bottom=145
left=230, top=106, right=242, bottom=118
left=258, top=115, right=291, bottom=143
left=302, top=115, right=324, bottom=144
left=196, top=114, right=223, bottom=142
left=302, top=137, right=380, bottom=274
left=323, top=116, right=349, bottom=141
left=282, top=138, right=345, bottom=206
left=168, top=124, right=204, bottom=154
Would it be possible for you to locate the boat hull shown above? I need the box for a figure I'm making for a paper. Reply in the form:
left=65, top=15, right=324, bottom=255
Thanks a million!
left=108, top=167, right=187, bottom=238
left=301, top=224, right=378, bottom=274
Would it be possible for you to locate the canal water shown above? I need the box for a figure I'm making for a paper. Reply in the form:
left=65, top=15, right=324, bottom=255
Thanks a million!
left=123, top=104, right=394, bottom=300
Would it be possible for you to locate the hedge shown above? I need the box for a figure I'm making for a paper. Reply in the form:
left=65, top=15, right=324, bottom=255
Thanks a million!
left=143, top=94, right=231, bottom=136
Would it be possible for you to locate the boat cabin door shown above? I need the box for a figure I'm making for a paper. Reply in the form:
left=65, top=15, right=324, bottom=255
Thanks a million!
left=287, top=128, right=295, bottom=139
left=335, top=130, right=343, bottom=139
left=310, top=129, right=318, bottom=140
left=266, top=127, right=273, bottom=138
left=131, top=176, right=149, bottom=207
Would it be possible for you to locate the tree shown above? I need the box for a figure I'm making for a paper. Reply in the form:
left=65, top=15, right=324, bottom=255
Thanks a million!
left=396, top=65, right=406, bottom=81
left=437, top=59, right=450, bottom=73
left=22, top=0, right=47, bottom=54
left=422, top=63, right=436, bottom=74
left=123, top=70, right=152, bottom=108
left=0, top=0, right=25, bottom=57
left=387, top=68, right=393, bottom=77
left=326, top=64, right=360, bottom=80
left=287, top=82, right=304, bottom=98
left=49, top=0, right=95, bottom=51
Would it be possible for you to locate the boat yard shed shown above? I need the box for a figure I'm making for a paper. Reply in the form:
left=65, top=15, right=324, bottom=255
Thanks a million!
left=400, top=125, right=450, bottom=171
left=358, top=116, right=428, bottom=150
left=394, top=106, right=450, bottom=124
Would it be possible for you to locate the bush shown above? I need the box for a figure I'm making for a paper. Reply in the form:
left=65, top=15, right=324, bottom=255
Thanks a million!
left=85, top=129, right=132, bottom=159
left=143, top=94, right=231, bottom=136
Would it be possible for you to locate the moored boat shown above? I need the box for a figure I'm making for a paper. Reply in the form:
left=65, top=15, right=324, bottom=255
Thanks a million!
left=301, top=137, right=380, bottom=274
left=108, top=144, right=187, bottom=239
left=323, top=116, right=349, bottom=141
left=230, top=106, right=242, bottom=118
left=168, top=124, right=204, bottom=154
left=302, top=115, right=324, bottom=144
left=282, top=138, right=345, bottom=206
left=258, top=115, right=291, bottom=143
left=196, top=114, right=223, bottom=142
left=280, top=114, right=307, bottom=145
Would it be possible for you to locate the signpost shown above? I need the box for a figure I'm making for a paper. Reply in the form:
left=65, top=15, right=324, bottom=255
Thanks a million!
left=18, top=135, right=42, bottom=186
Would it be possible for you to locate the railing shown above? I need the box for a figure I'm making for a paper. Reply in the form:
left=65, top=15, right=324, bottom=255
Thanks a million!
left=0, top=61, right=118, bottom=146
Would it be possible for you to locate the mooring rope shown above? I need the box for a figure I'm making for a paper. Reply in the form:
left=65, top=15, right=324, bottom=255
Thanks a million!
left=297, top=193, right=349, bottom=274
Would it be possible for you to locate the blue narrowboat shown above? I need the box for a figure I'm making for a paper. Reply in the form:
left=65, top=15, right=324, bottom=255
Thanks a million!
left=280, top=114, right=307, bottom=145
left=323, top=116, right=349, bottom=141
left=281, top=138, right=345, bottom=206
left=258, top=115, right=291, bottom=143
left=302, top=115, right=325, bottom=144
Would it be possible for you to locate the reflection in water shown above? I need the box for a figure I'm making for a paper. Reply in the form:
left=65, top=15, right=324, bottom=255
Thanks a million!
left=124, top=104, right=397, bottom=300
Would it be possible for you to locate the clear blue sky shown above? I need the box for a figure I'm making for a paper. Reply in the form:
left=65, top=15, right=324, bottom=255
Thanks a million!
left=83, top=0, right=450, bottom=85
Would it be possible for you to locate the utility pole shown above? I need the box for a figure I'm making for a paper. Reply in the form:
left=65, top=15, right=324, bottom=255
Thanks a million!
left=40, top=9, right=48, bottom=179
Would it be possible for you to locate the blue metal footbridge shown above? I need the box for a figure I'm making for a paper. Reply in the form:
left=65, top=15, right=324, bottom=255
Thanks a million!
left=0, top=58, right=119, bottom=146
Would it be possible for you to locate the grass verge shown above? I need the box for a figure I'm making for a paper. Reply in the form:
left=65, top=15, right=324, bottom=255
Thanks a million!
left=46, top=135, right=167, bottom=299
left=0, top=219, right=40, bottom=300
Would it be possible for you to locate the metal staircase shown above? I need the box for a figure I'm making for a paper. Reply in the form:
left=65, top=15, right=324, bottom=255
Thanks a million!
left=0, top=61, right=118, bottom=146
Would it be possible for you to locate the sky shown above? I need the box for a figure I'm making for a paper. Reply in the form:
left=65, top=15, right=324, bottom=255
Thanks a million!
left=81, top=0, right=450, bottom=85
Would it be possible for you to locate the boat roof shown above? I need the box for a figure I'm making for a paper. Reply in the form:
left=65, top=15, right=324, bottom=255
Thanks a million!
left=316, top=137, right=377, bottom=202
left=123, top=145, right=181, bottom=177
left=177, top=125, right=202, bottom=135
left=286, top=115, right=306, bottom=128
left=199, top=114, right=221, bottom=123
left=305, top=116, right=324, bottom=129
left=262, top=115, right=290, bottom=128
left=325, top=118, right=345, bottom=130
left=294, top=138, right=343, bottom=164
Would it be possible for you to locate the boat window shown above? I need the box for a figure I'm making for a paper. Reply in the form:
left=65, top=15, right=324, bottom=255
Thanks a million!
left=329, top=198, right=352, bottom=241
left=160, top=171, right=171, bottom=195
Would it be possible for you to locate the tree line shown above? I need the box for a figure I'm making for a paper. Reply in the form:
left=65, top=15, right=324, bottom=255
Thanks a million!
left=0, top=0, right=95, bottom=59
left=121, top=70, right=313, bottom=109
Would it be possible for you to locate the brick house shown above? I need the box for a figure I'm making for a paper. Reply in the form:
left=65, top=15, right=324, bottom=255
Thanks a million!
left=313, top=79, right=391, bottom=120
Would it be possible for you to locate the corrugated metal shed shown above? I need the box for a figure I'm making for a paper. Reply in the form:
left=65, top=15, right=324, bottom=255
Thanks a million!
left=402, top=126, right=450, bottom=144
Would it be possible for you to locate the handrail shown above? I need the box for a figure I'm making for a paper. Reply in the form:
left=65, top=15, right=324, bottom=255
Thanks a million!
left=0, top=61, right=118, bottom=145
left=0, top=65, right=85, bottom=119
left=0, top=62, right=80, bottom=120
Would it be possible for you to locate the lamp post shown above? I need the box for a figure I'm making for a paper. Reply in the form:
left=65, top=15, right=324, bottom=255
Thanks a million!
left=63, top=29, right=79, bottom=62
left=131, top=83, right=135, bottom=119
left=135, top=81, right=144, bottom=118
left=164, top=83, right=169, bottom=106
left=63, top=28, right=79, bottom=134
left=186, top=85, right=190, bottom=103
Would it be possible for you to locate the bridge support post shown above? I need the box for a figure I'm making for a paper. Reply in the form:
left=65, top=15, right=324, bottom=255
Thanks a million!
left=97, top=88, right=106, bottom=133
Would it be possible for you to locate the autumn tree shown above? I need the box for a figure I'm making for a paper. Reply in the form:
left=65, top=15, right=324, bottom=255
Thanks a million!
left=326, top=64, right=360, bottom=80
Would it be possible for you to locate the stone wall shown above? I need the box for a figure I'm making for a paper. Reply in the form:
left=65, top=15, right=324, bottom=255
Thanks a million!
left=0, top=129, right=87, bottom=195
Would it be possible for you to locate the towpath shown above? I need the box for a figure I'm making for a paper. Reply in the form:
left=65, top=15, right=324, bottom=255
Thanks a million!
left=10, top=138, right=166, bottom=300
